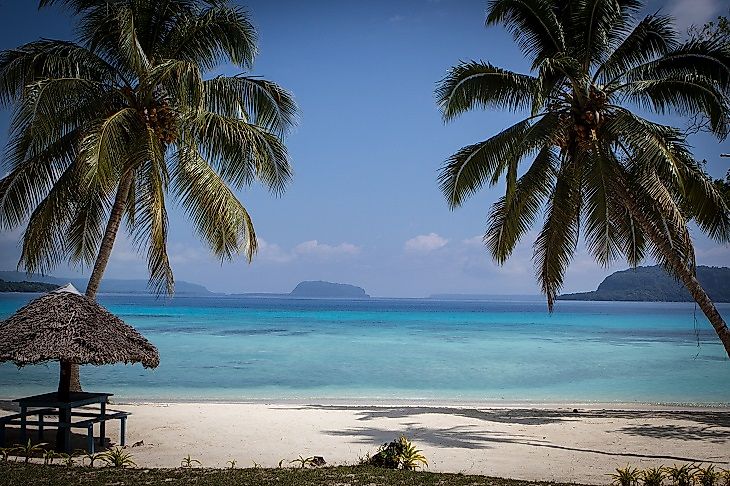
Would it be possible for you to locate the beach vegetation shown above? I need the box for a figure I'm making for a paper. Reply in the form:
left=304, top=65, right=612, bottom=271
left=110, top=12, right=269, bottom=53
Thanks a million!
left=227, top=459, right=237, bottom=469
left=57, top=452, right=77, bottom=467
left=0, top=448, right=14, bottom=462
left=13, top=439, right=48, bottom=464
left=83, top=452, right=103, bottom=467
left=42, top=449, right=58, bottom=465
left=367, top=435, right=428, bottom=471
left=642, top=467, right=665, bottom=486
left=611, top=465, right=641, bottom=486
left=719, top=469, right=730, bottom=486
left=435, top=0, right=730, bottom=357
left=720, top=469, right=730, bottom=486
left=1, top=462, right=589, bottom=486
left=180, top=455, right=201, bottom=468
left=0, top=0, right=297, bottom=389
left=291, top=455, right=315, bottom=469
left=99, top=447, right=136, bottom=468
left=666, top=464, right=698, bottom=486
left=696, top=465, right=722, bottom=486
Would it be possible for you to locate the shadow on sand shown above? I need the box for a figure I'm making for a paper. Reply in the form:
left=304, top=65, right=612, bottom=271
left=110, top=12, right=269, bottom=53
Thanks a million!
left=287, top=405, right=730, bottom=464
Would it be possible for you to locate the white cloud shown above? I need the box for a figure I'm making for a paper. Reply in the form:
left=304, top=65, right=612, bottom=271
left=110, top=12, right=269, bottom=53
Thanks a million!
left=667, top=0, right=724, bottom=33
left=294, top=240, right=361, bottom=257
left=404, top=233, right=449, bottom=252
left=255, top=238, right=361, bottom=263
left=168, top=244, right=207, bottom=265
left=462, top=235, right=485, bottom=247
left=257, top=238, right=296, bottom=263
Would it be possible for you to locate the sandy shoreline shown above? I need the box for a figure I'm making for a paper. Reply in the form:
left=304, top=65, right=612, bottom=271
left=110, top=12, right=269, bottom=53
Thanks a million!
left=2, top=400, right=729, bottom=484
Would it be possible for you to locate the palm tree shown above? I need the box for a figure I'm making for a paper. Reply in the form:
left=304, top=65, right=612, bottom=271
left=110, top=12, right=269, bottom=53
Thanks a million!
left=0, top=0, right=297, bottom=390
left=436, top=0, right=730, bottom=357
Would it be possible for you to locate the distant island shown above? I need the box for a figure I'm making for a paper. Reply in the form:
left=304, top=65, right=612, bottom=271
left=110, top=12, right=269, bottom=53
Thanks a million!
left=0, top=279, right=59, bottom=293
left=558, top=265, right=730, bottom=302
left=0, top=271, right=212, bottom=295
left=290, top=281, right=370, bottom=298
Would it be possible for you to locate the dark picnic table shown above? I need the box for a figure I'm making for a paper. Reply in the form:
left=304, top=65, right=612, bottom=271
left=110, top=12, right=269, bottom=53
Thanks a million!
left=0, top=391, right=129, bottom=453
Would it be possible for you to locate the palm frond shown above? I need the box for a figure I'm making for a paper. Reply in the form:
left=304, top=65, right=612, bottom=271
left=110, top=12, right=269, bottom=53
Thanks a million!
left=533, top=157, right=582, bottom=310
left=0, top=128, right=79, bottom=230
left=487, top=0, right=565, bottom=69
left=132, top=129, right=173, bottom=295
left=162, top=4, right=257, bottom=70
left=596, top=14, right=677, bottom=83
left=436, top=61, right=539, bottom=121
left=191, top=111, right=292, bottom=194
left=624, top=38, right=730, bottom=93
left=17, top=162, right=79, bottom=275
left=438, top=113, right=561, bottom=208
left=582, top=143, right=623, bottom=266
left=173, top=143, right=257, bottom=261
left=143, top=59, right=204, bottom=112
left=77, top=107, right=140, bottom=192
left=0, top=39, right=118, bottom=106
left=485, top=145, right=557, bottom=263
left=571, top=0, right=625, bottom=68
left=66, top=182, right=111, bottom=267
left=619, top=75, right=729, bottom=138
left=204, top=75, right=297, bottom=135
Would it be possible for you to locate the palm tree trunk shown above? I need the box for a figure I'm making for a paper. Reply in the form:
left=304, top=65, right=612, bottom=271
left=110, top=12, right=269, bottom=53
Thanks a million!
left=60, top=171, right=134, bottom=394
left=619, top=190, right=730, bottom=359
left=85, top=171, right=134, bottom=299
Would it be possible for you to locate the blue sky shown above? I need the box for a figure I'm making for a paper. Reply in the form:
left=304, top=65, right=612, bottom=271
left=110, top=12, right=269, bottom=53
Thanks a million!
left=0, top=0, right=728, bottom=297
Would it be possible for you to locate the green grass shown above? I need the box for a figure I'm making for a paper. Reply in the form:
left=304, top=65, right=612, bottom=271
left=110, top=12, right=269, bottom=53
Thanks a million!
left=0, top=462, right=590, bottom=486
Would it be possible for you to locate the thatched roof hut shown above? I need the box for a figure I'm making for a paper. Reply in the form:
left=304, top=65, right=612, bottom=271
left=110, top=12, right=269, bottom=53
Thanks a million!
left=0, top=284, right=159, bottom=369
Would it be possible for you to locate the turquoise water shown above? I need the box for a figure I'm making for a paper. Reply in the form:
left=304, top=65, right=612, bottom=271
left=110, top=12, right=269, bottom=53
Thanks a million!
left=0, top=294, right=728, bottom=404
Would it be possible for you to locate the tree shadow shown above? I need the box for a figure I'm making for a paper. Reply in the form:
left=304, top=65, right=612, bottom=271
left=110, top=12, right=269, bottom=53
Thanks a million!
left=618, top=424, right=730, bottom=444
left=324, top=424, right=722, bottom=463
left=286, top=405, right=573, bottom=425
left=287, top=405, right=730, bottom=432
left=324, top=423, right=533, bottom=450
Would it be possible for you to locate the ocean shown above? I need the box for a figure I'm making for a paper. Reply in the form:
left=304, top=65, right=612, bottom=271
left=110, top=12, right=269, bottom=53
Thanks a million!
left=0, top=294, right=728, bottom=404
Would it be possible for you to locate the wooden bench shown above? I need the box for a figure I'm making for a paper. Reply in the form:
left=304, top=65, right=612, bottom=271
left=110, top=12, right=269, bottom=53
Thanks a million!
left=0, top=408, right=56, bottom=445
left=0, top=408, right=129, bottom=453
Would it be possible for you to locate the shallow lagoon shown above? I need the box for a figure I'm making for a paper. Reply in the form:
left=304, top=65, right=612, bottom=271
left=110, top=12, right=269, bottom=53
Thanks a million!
left=1, top=294, right=728, bottom=404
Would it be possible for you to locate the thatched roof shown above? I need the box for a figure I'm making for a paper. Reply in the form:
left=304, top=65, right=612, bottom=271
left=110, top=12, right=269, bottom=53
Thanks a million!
left=0, top=284, right=159, bottom=368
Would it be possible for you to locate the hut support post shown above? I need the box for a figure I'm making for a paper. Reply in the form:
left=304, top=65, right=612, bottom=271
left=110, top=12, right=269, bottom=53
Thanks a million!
left=58, top=361, right=72, bottom=400
left=57, top=360, right=72, bottom=452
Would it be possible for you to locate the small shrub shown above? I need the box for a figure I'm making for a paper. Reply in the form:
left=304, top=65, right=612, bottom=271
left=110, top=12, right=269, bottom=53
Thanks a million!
left=719, top=469, right=730, bottom=486
left=697, top=465, right=722, bottom=486
left=13, top=439, right=48, bottom=464
left=0, top=447, right=15, bottom=462
left=611, top=465, right=641, bottom=486
left=226, top=459, right=237, bottom=469
left=666, top=464, right=697, bottom=486
left=100, top=447, right=136, bottom=468
left=366, top=435, right=428, bottom=470
left=180, top=455, right=201, bottom=468
left=42, top=449, right=58, bottom=465
left=642, top=467, right=665, bottom=486
left=398, top=437, right=428, bottom=471
left=56, top=453, right=76, bottom=467
left=84, top=452, right=103, bottom=467
left=290, top=455, right=314, bottom=469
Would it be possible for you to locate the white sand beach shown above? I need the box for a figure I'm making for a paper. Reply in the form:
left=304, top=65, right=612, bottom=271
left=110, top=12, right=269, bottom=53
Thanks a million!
left=4, top=401, right=725, bottom=484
